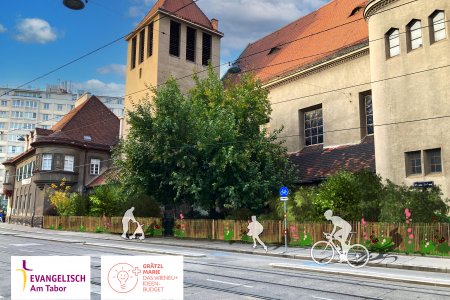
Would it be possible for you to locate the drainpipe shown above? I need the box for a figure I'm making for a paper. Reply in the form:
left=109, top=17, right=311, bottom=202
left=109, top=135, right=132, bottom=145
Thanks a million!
left=82, top=148, right=88, bottom=195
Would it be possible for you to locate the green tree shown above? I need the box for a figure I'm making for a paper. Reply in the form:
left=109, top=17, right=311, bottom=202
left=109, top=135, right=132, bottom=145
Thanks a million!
left=115, top=68, right=294, bottom=214
left=89, top=184, right=125, bottom=216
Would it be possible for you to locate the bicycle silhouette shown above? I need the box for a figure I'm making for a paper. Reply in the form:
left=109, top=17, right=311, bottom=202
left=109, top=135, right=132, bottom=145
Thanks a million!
left=311, top=232, right=369, bottom=268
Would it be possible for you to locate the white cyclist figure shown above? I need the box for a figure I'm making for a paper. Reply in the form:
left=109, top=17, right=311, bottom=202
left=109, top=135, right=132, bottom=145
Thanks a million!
left=324, top=210, right=352, bottom=260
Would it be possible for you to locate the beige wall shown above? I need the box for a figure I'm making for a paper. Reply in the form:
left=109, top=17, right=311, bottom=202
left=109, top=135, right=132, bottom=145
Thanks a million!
left=124, top=13, right=221, bottom=137
left=266, top=51, right=372, bottom=152
left=367, top=0, right=450, bottom=196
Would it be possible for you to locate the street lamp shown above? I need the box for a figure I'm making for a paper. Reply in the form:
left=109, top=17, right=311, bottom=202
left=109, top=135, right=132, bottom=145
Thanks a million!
left=63, top=0, right=88, bottom=10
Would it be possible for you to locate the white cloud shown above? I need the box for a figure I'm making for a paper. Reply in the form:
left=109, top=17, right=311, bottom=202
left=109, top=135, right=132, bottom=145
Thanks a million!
left=0, top=24, right=6, bottom=33
left=15, top=18, right=58, bottom=44
left=97, top=64, right=127, bottom=77
left=198, top=0, right=328, bottom=53
left=73, top=79, right=125, bottom=97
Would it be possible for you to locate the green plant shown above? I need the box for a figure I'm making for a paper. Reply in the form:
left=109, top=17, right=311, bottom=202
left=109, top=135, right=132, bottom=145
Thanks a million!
left=95, top=226, right=104, bottom=233
left=79, top=225, right=86, bottom=232
left=57, top=224, right=63, bottom=230
left=223, top=228, right=234, bottom=241
left=48, top=179, right=76, bottom=216
left=49, top=224, right=55, bottom=230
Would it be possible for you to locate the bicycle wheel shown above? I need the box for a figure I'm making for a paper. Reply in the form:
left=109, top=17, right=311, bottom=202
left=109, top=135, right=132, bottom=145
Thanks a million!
left=346, top=244, right=369, bottom=268
left=311, top=241, right=335, bottom=265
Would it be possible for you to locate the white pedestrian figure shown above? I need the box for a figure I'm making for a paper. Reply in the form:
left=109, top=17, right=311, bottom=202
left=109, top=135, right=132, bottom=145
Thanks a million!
left=121, top=207, right=137, bottom=239
left=247, top=216, right=268, bottom=252
left=129, top=222, right=145, bottom=240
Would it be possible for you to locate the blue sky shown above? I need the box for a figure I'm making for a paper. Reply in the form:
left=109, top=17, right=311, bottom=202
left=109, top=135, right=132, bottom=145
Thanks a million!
left=0, top=0, right=326, bottom=97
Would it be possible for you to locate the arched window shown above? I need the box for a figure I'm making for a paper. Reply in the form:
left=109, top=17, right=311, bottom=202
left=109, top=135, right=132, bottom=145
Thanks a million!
left=407, top=19, right=422, bottom=51
left=429, top=10, right=446, bottom=43
left=386, top=28, right=400, bottom=57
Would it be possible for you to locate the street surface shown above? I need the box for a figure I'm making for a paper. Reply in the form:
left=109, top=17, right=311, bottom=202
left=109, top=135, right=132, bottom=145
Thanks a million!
left=1, top=227, right=450, bottom=299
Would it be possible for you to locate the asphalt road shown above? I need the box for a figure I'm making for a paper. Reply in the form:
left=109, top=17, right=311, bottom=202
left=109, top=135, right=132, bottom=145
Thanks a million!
left=1, top=229, right=450, bottom=299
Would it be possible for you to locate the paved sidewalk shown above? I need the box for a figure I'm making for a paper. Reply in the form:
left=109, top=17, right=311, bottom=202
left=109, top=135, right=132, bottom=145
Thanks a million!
left=1, top=222, right=450, bottom=273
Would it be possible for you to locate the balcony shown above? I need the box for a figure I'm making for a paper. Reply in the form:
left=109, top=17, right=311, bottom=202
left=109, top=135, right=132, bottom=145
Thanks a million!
left=33, top=171, right=79, bottom=189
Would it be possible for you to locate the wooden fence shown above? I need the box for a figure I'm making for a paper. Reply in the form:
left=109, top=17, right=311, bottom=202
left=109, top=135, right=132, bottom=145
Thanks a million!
left=42, top=216, right=450, bottom=254
left=43, top=216, right=161, bottom=235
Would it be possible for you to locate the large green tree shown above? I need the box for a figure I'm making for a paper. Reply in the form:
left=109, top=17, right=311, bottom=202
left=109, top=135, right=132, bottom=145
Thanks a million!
left=115, top=69, right=294, bottom=214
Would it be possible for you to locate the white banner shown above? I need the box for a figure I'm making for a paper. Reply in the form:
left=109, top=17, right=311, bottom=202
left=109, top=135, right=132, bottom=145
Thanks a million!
left=11, top=256, right=91, bottom=300
left=101, top=256, right=183, bottom=300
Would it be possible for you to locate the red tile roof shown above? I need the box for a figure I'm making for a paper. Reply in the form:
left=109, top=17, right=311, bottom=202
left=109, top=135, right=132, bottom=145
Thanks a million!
left=3, top=148, right=36, bottom=165
left=226, top=0, right=368, bottom=84
left=86, top=168, right=118, bottom=188
left=129, top=0, right=222, bottom=40
left=33, top=95, right=120, bottom=149
left=289, top=135, right=375, bottom=183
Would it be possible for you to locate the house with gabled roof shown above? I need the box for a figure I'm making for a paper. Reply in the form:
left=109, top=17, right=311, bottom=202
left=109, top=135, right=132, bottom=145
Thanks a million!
left=123, top=0, right=223, bottom=136
left=2, top=95, right=120, bottom=227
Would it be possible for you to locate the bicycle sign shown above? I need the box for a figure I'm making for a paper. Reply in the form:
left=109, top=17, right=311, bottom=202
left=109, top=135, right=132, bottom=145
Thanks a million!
left=310, top=232, right=370, bottom=268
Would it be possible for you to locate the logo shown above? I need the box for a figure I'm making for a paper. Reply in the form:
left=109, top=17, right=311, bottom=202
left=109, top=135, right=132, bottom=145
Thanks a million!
left=16, top=260, right=33, bottom=291
left=107, top=263, right=140, bottom=293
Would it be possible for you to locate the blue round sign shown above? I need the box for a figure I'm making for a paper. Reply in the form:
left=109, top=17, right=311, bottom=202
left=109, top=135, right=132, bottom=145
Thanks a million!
left=279, top=186, right=289, bottom=197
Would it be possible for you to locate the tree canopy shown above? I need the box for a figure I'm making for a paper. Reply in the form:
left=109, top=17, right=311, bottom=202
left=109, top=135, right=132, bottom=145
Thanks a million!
left=115, top=69, right=294, bottom=215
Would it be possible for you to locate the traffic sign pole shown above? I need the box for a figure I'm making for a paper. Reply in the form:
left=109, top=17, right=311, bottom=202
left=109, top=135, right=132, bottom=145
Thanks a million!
left=284, top=200, right=287, bottom=253
left=279, top=186, right=289, bottom=253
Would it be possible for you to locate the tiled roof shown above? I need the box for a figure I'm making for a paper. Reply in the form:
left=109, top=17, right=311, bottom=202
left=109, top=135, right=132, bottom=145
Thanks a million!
left=130, top=0, right=222, bottom=39
left=289, top=135, right=375, bottom=183
left=86, top=168, right=118, bottom=188
left=225, top=0, right=368, bottom=84
left=32, top=95, right=120, bottom=149
left=34, top=128, right=53, bottom=136
left=3, top=147, right=36, bottom=165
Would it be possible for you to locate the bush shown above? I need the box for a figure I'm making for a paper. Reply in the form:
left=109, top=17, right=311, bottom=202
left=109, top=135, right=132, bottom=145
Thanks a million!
left=89, top=184, right=125, bottom=217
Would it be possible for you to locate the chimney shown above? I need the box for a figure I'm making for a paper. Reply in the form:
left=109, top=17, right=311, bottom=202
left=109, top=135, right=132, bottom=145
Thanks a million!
left=211, top=18, right=218, bottom=31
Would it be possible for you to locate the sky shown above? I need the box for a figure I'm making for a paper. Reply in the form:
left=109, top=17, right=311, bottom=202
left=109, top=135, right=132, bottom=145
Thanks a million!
left=0, top=0, right=328, bottom=97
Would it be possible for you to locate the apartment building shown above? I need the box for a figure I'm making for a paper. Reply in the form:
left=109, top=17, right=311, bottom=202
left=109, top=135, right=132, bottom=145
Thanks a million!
left=0, top=86, right=124, bottom=208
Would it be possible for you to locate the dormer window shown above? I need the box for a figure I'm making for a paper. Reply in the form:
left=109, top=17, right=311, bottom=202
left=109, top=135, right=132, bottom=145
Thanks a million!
left=386, top=28, right=400, bottom=58
left=407, top=19, right=422, bottom=51
left=268, top=46, right=281, bottom=55
left=349, top=6, right=362, bottom=17
left=83, top=135, right=92, bottom=142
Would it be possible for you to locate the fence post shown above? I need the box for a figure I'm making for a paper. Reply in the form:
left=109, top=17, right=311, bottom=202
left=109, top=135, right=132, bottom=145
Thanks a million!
left=212, top=219, right=215, bottom=240
left=279, top=220, right=282, bottom=243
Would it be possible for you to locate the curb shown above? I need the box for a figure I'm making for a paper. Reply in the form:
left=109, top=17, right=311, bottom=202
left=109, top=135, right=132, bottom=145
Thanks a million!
left=270, top=263, right=450, bottom=287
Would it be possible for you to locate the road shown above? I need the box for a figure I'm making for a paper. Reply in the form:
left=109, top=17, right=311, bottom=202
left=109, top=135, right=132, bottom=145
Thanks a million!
left=1, top=228, right=450, bottom=299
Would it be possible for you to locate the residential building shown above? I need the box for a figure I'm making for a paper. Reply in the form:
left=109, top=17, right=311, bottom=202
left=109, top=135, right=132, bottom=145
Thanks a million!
left=2, top=95, right=120, bottom=227
left=0, top=86, right=124, bottom=206
left=123, top=0, right=223, bottom=136
left=226, top=0, right=450, bottom=197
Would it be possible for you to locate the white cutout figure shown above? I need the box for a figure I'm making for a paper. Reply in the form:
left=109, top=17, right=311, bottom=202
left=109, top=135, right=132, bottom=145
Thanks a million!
left=121, top=207, right=137, bottom=239
left=247, top=216, right=268, bottom=252
left=324, top=210, right=352, bottom=259
left=129, top=222, right=145, bottom=240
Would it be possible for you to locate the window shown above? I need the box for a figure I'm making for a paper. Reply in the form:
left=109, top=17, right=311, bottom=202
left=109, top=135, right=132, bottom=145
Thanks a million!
left=386, top=28, right=400, bottom=57
left=425, top=148, right=442, bottom=173
left=430, top=10, right=446, bottom=43
left=12, top=100, right=37, bottom=108
left=360, top=92, right=374, bottom=136
left=57, top=104, right=63, bottom=111
left=0, top=111, right=7, bottom=118
left=304, top=107, right=323, bottom=146
left=147, top=22, right=154, bottom=57
left=55, top=115, right=63, bottom=122
left=169, top=21, right=181, bottom=57
left=8, top=134, right=23, bottom=142
left=11, top=111, right=37, bottom=119
left=43, top=103, right=50, bottom=110
left=42, top=154, right=52, bottom=171
left=139, top=29, right=145, bottom=64
left=1, top=100, right=7, bottom=106
left=407, top=20, right=422, bottom=51
left=186, top=27, right=196, bottom=62
left=0, top=146, right=3, bottom=153
left=64, top=155, right=74, bottom=172
left=202, top=33, right=212, bottom=66
left=30, top=161, right=34, bottom=177
left=131, top=36, right=137, bottom=69
left=0, top=122, right=5, bottom=129
left=90, top=158, right=100, bottom=175
left=41, top=125, right=50, bottom=129
left=43, top=114, right=49, bottom=121
left=70, top=105, right=74, bottom=110
left=406, top=151, right=421, bottom=175
left=8, top=145, right=23, bottom=154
